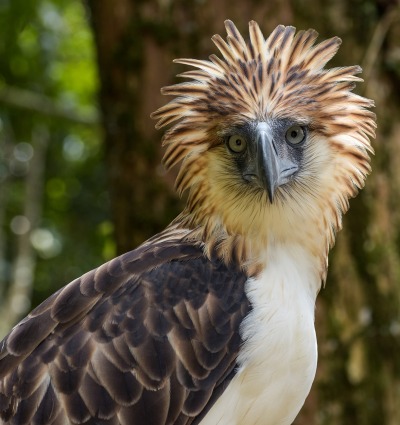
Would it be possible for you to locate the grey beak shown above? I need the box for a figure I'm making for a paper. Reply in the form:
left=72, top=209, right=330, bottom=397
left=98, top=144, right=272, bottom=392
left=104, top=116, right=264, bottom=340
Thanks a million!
left=254, top=124, right=299, bottom=202
left=256, top=126, right=280, bottom=202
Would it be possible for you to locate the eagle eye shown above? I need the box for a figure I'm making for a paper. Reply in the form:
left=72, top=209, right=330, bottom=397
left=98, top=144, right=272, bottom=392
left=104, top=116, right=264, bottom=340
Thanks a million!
left=285, top=125, right=305, bottom=145
left=227, top=135, right=247, bottom=153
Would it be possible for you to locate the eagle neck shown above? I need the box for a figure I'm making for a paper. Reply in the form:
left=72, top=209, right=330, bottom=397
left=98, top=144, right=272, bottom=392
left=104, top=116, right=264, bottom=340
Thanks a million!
left=171, top=207, right=330, bottom=284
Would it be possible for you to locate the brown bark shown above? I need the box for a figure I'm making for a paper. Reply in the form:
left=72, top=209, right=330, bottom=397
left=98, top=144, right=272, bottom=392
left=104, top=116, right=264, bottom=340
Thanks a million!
left=87, top=0, right=178, bottom=252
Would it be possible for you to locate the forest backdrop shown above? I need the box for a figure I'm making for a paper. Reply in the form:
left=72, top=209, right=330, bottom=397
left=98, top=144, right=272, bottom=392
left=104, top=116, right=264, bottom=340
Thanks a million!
left=0, top=0, right=399, bottom=424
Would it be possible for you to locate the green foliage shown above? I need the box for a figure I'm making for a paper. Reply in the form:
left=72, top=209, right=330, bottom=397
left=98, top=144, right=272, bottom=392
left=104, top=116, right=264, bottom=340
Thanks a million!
left=0, top=0, right=113, bottom=311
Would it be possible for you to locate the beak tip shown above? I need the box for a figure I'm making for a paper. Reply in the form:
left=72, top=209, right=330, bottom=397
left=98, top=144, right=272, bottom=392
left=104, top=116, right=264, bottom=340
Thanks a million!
left=267, top=187, right=275, bottom=203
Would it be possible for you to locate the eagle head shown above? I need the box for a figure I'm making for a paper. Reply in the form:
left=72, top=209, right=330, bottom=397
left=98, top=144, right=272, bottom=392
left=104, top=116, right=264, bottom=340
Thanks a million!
left=151, top=20, right=376, bottom=274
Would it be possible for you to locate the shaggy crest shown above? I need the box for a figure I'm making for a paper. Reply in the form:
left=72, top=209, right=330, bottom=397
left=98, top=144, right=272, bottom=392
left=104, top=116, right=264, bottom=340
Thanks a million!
left=151, top=20, right=375, bottom=194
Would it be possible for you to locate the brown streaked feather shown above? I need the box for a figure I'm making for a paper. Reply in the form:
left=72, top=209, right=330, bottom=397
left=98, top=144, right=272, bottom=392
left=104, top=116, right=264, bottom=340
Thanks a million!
left=177, top=70, right=209, bottom=81
left=225, top=20, right=247, bottom=52
left=303, top=36, right=342, bottom=70
left=0, top=231, right=250, bottom=424
left=173, top=58, right=222, bottom=76
left=211, top=34, right=237, bottom=65
left=208, top=53, right=230, bottom=73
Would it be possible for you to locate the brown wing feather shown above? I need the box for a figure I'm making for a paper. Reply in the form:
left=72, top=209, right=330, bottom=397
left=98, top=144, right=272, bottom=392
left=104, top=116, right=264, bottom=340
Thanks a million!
left=0, top=231, right=250, bottom=425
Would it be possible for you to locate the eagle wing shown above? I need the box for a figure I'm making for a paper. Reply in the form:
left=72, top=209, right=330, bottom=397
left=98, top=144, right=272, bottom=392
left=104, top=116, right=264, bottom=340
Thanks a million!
left=0, top=234, right=250, bottom=425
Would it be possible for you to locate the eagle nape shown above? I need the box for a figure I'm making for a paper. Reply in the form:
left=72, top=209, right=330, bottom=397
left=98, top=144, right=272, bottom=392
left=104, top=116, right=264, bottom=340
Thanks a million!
left=0, top=20, right=375, bottom=425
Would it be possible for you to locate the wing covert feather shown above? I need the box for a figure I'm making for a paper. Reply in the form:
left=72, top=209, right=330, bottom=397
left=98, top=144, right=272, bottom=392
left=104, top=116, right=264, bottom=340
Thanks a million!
left=0, top=237, right=250, bottom=424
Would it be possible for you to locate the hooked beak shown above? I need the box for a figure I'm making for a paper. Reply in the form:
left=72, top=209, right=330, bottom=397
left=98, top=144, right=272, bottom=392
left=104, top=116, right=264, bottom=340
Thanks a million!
left=254, top=124, right=298, bottom=202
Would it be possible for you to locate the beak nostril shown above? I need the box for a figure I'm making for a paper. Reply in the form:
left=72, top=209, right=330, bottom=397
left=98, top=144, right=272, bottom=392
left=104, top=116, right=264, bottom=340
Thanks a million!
left=280, top=165, right=299, bottom=180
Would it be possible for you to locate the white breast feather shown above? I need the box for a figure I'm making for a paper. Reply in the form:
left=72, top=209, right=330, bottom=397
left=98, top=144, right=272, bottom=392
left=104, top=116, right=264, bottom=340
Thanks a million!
left=201, top=243, right=320, bottom=425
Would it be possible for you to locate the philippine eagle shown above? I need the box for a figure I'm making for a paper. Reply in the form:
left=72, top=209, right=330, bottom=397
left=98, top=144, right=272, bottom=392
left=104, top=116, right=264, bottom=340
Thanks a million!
left=0, top=20, right=375, bottom=425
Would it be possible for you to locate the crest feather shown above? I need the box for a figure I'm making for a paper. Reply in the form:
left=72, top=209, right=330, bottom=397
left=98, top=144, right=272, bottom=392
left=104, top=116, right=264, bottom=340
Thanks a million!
left=290, top=29, right=319, bottom=62
left=173, top=58, right=222, bottom=76
left=224, top=22, right=249, bottom=62
left=248, top=20, right=267, bottom=59
left=211, top=34, right=237, bottom=64
left=303, top=36, right=342, bottom=70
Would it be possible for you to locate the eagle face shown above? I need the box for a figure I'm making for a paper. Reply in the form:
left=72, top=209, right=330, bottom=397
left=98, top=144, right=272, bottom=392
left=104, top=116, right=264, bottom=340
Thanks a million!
left=222, top=119, right=305, bottom=201
left=204, top=114, right=335, bottom=253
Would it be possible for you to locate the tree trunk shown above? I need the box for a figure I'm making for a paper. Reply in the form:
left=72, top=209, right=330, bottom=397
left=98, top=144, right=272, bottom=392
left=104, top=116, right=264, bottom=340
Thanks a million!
left=86, top=1, right=400, bottom=423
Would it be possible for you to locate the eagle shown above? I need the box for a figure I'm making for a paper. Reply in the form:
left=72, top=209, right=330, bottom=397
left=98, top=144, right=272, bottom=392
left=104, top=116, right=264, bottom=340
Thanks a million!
left=0, top=20, right=375, bottom=425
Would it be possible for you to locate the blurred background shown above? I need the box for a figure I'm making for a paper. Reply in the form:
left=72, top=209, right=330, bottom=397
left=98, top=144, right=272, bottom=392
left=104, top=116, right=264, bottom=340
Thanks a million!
left=0, top=0, right=399, bottom=423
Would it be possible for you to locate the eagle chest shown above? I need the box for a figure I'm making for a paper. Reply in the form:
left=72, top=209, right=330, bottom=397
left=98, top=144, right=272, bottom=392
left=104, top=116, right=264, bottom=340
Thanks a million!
left=201, top=245, right=319, bottom=425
